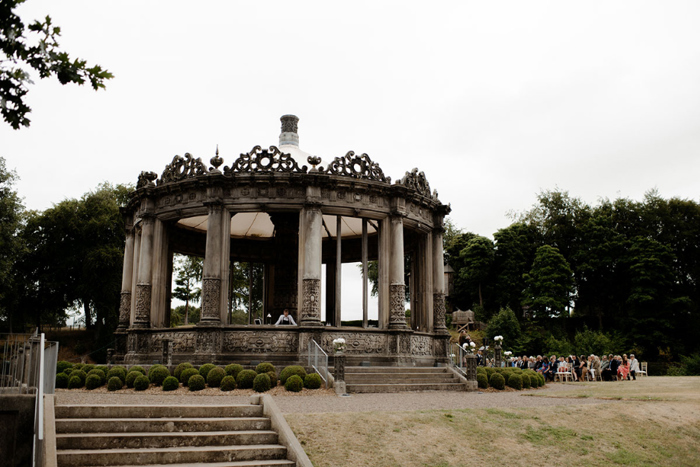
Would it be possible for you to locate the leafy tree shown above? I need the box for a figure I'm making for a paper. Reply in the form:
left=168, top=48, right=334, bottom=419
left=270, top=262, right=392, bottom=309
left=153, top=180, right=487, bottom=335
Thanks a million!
left=0, top=157, right=24, bottom=331
left=492, top=223, right=539, bottom=313
left=1, top=0, right=113, bottom=128
left=485, top=306, right=521, bottom=348
left=522, top=245, right=574, bottom=318
left=457, top=236, right=495, bottom=309
left=172, top=255, right=202, bottom=325
left=228, top=261, right=263, bottom=324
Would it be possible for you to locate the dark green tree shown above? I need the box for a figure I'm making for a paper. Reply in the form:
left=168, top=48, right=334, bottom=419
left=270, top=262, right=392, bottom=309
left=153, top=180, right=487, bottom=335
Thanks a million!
left=492, top=222, right=539, bottom=313
left=522, top=245, right=574, bottom=318
left=172, top=254, right=203, bottom=325
left=457, top=236, right=495, bottom=309
left=0, top=157, right=24, bottom=331
left=485, top=306, right=521, bottom=348
left=1, top=0, right=113, bottom=128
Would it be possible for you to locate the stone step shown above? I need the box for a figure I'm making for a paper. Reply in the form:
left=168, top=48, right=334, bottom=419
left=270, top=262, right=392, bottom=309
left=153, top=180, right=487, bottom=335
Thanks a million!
left=56, top=430, right=279, bottom=450
left=55, top=404, right=263, bottom=419
left=56, top=417, right=271, bottom=434
left=344, top=366, right=449, bottom=374
left=56, top=444, right=287, bottom=466
left=102, top=461, right=295, bottom=467
left=346, top=382, right=468, bottom=393
left=344, top=375, right=459, bottom=384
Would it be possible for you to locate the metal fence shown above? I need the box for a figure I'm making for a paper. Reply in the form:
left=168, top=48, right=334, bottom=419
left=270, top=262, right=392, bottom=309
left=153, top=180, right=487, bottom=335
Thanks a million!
left=1, top=330, right=59, bottom=467
left=308, top=339, right=329, bottom=388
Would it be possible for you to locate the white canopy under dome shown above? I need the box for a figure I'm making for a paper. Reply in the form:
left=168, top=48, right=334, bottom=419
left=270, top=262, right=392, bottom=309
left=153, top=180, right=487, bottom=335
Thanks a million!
left=177, top=212, right=377, bottom=239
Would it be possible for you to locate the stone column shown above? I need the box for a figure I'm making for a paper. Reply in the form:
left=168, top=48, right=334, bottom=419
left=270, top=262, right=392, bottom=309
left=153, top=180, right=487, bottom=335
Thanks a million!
left=432, top=227, right=447, bottom=332
left=117, top=225, right=135, bottom=331
left=389, top=214, right=408, bottom=329
left=200, top=203, right=224, bottom=325
left=129, top=227, right=141, bottom=326
left=151, top=218, right=169, bottom=327
left=133, top=215, right=155, bottom=328
left=300, top=204, right=323, bottom=326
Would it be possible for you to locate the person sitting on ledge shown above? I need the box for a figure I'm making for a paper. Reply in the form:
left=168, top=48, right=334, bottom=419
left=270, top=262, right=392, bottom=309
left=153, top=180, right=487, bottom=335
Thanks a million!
left=274, top=309, right=297, bottom=326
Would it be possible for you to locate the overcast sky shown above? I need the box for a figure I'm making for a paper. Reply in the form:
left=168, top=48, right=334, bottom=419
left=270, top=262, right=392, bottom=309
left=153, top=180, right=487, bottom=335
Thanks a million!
left=3, top=1, right=700, bottom=322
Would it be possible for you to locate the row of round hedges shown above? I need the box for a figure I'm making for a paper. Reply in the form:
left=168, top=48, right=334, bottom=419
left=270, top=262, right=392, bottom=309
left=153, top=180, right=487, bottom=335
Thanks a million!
left=56, top=361, right=324, bottom=393
left=476, top=366, right=546, bottom=390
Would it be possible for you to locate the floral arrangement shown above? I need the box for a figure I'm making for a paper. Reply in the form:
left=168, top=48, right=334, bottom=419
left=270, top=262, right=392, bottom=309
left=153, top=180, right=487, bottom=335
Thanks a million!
left=332, top=337, right=346, bottom=353
left=462, top=342, right=476, bottom=354
left=494, top=335, right=504, bottom=342
left=504, top=351, right=512, bottom=356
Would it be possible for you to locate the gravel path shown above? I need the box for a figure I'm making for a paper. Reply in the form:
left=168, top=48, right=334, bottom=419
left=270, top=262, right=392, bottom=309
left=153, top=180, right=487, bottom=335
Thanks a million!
left=55, top=383, right=613, bottom=414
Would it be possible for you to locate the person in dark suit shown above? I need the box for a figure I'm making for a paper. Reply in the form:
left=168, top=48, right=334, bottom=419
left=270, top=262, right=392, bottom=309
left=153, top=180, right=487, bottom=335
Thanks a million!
left=609, top=354, right=620, bottom=381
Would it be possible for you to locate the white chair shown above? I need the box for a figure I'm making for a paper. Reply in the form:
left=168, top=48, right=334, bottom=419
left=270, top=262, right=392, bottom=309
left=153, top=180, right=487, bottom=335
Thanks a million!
left=637, top=362, right=648, bottom=377
left=556, top=366, right=572, bottom=382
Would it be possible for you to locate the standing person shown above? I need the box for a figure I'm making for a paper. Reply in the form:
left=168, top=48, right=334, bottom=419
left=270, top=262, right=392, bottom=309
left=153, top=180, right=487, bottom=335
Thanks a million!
left=629, top=354, right=639, bottom=380
left=274, top=309, right=297, bottom=326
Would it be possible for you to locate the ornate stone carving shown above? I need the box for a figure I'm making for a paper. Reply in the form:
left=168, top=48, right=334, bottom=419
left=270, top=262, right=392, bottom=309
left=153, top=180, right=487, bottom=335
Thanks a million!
left=323, top=151, right=390, bottom=183
left=127, top=334, right=137, bottom=352
left=410, top=335, right=432, bottom=356
left=196, top=331, right=221, bottom=353
left=465, top=354, right=478, bottom=381
left=137, top=171, right=158, bottom=189
left=133, top=284, right=151, bottom=328
left=389, top=283, right=407, bottom=328
left=200, top=278, right=221, bottom=323
left=396, top=168, right=432, bottom=198
left=301, top=278, right=322, bottom=324
left=281, top=114, right=299, bottom=133
left=320, top=333, right=387, bottom=355
left=159, top=153, right=207, bottom=185
left=172, top=332, right=196, bottom=353
left=222, top=331, right=299, bottom=353
left=117, top=291, right=131, bottom=329
left=399, top=334, right=410, bottom=354
left=433, top=292, right=446, bottom=330
left=223, top=146, right=308, bottom=174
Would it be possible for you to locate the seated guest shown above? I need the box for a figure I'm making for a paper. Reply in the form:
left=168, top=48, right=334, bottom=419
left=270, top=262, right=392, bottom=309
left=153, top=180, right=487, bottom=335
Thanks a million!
left=600, top=355, right=612, bottom=381
left=629, top=354, right=639, bottom=380
left=546, top=356, right=558, bottom=381
left=609, top=354, right=620, bottom=380
left=578, top=354, right=588, bottom=381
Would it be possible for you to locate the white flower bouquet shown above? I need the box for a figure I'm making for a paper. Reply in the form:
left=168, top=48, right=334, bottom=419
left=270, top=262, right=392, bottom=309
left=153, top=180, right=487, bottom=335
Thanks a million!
left=332, top=337, right=346, bottom=353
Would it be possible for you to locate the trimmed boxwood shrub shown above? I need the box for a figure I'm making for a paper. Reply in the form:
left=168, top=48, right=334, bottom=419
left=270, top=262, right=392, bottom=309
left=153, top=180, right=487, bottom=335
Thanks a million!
left=129, top=365, right=146, bottom=375
left=225, top=364, right=244, bottom=379
left=57, top=361, right=73, bottom=374
left=96, top=365, right=109, bottom=375
left=477, top=373, right=489, bottom=389
left=521, top=374, right=531, bottom=389
left=69, top=369, right=87, bottom=386
left=148, top=365, right=171, bottom=386
left=107, top=367, right=126, bottom=385
left=107, top=376, right=123, bottom=391
left=72, top=363, right=84, bottom=371
left=81, top=364, right=95, bottom=373
left=162, top=376, right=179, bottom=391
left=255, top=362, right=276, bottom=374
left=237, top=369, right=257, bottom=389
left=489, top=372, right=505, bottom=390
left=280, top=365, right=306, bottom=385
left=198, top=363, right=216, bottom=379
left=180, top=368, right=199, bottom=386
left=188, top=374, right=206, bottom=391
left=253, top=373, right=272, bottom=393
left=126, top=371, right=141, bottom=388
left=87, top=369, right=106, bottom=386
left=134, top=375, right=150, bottom=391
left=56, top=372, right=69, bottom=389
left=304, top=373, right=322, bottom=389
left=68, top=375, right=83, bottom=389
left=207, top=367, right=226, bottom=388
left=174, top=362, right=193, bottom=380
left=220, top=375, right=236, bottom=391
left=284, top=374, right=303, bottom=392
left=537, top=374, right=546, bottom=387
left=85, top=374, right=102, bottom=390
left=507, top=373, right=523, bottom=390
left=267, top=370, right=278, bottom=387
left=484, top=367, right=496, bottom=378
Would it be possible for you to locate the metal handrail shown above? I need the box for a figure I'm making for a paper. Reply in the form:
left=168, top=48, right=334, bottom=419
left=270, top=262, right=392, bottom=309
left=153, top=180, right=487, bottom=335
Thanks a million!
left=449, top=342, right=469, bottom=378
left=308, top=339, right=329, bottom=388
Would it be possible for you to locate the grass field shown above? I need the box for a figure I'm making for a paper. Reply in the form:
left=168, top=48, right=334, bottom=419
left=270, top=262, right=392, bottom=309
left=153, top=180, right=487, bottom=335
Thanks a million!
left=286, top=377, right=700, bottom=467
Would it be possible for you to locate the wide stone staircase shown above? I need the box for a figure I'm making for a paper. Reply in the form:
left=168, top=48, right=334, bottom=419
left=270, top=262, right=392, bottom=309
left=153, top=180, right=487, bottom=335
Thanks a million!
left=343, top=366, right=468, bottom=393
left=54, top=404, right=295, bottom=466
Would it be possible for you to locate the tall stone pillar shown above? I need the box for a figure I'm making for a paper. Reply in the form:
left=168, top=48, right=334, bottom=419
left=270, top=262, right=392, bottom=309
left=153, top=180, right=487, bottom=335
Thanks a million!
left=151, top=218, right=169, bottom=327
left=133, top=215, right=155, bottom=328
left=432, top=227, right=447, bottom=332
left=200, top=203, right=224, bottom=325
left=130, top=228, right=141, bottom=326
left=300, top=204, right=323, bottom=326
left=117, top=224, right=135, bottom=331
left=389, top=214, right=408, bottom=329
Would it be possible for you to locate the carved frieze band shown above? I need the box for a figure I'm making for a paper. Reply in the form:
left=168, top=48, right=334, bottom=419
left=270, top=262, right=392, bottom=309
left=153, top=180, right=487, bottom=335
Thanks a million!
left=301, top=278, right=322, bottom=324
left=389, top=283, right=407, bottom=327
left=118, top=291, right=131, bottom=328
left=433, top=292, right=446, bottom=330
left=201, top=278, right=221, bottom=323
left=133, top=284, right=151, bottom=327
